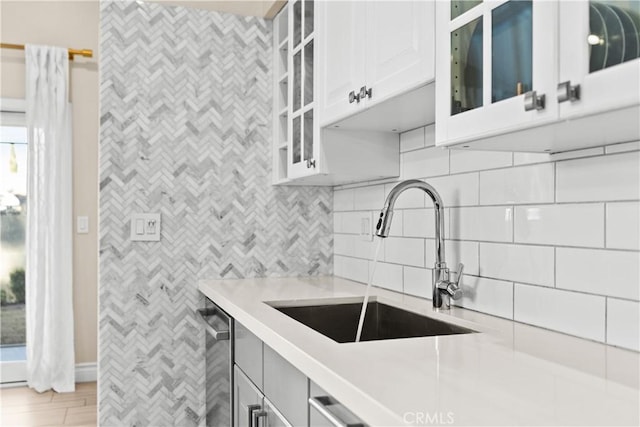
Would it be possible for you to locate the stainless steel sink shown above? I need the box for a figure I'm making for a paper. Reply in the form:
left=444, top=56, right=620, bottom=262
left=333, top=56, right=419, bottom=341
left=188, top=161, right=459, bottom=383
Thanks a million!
left=272, top=300, right=476, bottom=343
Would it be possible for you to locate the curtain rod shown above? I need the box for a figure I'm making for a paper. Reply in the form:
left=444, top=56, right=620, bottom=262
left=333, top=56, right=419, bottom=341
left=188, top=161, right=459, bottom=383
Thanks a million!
left=0, top=42, right=93, bottom=60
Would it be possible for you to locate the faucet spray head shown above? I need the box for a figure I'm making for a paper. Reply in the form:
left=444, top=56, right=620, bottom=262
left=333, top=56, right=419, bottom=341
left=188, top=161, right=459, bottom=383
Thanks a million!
left=375, top=208, right=393, bottom=238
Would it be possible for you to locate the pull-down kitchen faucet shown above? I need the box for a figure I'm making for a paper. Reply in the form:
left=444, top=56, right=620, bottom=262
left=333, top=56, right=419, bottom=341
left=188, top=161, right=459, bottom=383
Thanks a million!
left=375, top=180, right=464, bottom=309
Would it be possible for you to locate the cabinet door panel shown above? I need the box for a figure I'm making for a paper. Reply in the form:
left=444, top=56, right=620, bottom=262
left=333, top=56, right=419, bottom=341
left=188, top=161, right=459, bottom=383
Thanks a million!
left=264, top=397, right=293, bottom=427
left=234, top=365, right=263, bottom=427
left=234, top=322, right=263, bottom=390
left=559, top=0, right=640, bottom=119
left=436, top=0, right=558, bottom=146
left=319, top=0, right=366, bottom=126
left=263, top=345, right=308, bottom=427
left=365, top=0, right=434, bottom=103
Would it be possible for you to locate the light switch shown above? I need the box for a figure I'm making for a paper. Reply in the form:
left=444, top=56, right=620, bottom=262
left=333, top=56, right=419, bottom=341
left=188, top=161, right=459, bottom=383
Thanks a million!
left=359, top=213, right=373, bottom=241
left=130, top=213, right=161, bottom=242
left=77, top=216, right=89, bottom=234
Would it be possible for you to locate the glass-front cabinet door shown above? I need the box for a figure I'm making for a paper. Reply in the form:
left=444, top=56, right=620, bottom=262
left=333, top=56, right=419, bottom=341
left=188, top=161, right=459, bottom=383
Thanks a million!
left=288, top=0, right=319, bottom=179
left=436, top=0, right=558, bottom=146
left=558, top=0, right=640, bottom=119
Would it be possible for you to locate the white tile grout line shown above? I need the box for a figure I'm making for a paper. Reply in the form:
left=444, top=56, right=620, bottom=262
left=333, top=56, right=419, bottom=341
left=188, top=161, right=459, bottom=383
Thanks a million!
left=476, top=171, right=481, bottom=206
left=511, top=204, right=515, bottom=243
left=512, top=281, right=515, bottom=321
left=603, top=202, right=608, bottom=249
left=334, top=254, right=639, bottom=303
left=335, top=199, right=640, bottom=212
left=333, top=231, right=640, bottom=253
left=604, top=296, right=608, bottom=344
left=477, top=242, right=481, bottom=280
left=553, top=160, right=557, bottom=204
left=553, top=247, right=557, bottom=288
left=333, top=145, right=640, bottom=191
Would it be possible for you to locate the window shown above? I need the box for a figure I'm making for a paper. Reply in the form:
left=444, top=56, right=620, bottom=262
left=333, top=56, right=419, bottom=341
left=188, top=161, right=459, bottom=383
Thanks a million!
left=0, top=99, right=27, bottom=383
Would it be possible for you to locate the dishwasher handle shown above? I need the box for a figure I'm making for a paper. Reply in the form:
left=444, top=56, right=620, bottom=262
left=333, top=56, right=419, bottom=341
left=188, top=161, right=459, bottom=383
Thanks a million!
left=197, top=307, right=230, bottom=341
left=309, top=396, right=366, bottom=427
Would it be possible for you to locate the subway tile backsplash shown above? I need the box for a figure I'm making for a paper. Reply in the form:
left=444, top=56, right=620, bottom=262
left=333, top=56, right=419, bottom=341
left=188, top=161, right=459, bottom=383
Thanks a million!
left=401, top=147, right=449, bottom=179
left=514, top=203, right=605, bottom=247
left=606, top=202, right=640, bottom=250
left=400, top=127, right=425, bottom=152
left=556, top=248, right=640, bottom=301
left=606, top=298, right=640, bottom=351
left=333, top=124, right=640, bottom=351
left=450, top=149, right=513, bottom=173
left=514, top=284, right=606, bottom=343
left=556, top=151, right=640, bottom=202
left=479, top=163, right=555, bottom=205
left=450, top=206, right=514, bottom=242
left=479, top=242, right=555, bottom=287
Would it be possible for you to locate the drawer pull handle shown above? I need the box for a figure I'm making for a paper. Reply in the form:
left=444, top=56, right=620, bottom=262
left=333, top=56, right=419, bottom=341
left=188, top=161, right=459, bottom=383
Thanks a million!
left=197, top=308, right=230, bottom=341
left=309, top=396, right=366, bottom=427
left=248, top=404, right=267, bottom=427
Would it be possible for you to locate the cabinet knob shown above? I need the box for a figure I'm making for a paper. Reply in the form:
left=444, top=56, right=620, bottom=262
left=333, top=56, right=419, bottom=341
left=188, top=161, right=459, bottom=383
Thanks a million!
left=524, top=91, right=545, bottom=111
left=306, top=159, right=316, bottom=169
left=348, top=90, right=358, bottom=104
left=557, top=81, right=581, bottom=103
left=359, top=85, right=373, bottom=100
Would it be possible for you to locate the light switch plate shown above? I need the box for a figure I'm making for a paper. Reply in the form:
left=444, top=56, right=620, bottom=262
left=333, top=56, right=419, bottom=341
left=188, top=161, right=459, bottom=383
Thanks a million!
left=77, top=216, right=89, bottom=234
left=130, top=213, right=161, bottom=242
left=359, top=212, right=373, bottom=241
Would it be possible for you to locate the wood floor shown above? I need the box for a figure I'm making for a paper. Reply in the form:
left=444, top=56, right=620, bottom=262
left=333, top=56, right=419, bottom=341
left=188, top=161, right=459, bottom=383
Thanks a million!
left=0, top=382, right=96, bottom=427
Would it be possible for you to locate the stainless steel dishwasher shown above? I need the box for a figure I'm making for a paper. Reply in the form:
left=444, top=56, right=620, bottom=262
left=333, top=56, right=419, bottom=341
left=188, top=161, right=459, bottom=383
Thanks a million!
left=198, top=300, right=234, bottom=427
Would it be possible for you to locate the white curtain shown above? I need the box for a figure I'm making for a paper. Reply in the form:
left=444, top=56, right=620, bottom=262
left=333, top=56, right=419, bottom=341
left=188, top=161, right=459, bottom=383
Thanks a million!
left=25, top=45, right=75, bottom=393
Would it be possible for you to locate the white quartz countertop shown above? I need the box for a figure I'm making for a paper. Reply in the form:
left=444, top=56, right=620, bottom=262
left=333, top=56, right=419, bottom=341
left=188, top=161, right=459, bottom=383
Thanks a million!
left=198, top=276, right=639, bottom=426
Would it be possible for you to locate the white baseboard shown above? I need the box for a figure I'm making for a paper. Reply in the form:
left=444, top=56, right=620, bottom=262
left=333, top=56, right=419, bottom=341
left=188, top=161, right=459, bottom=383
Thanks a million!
left=75, top=362, right=97, bottom=383
left=1, top=362, right=96, bottom=386
left=0, top=381, right=27, bottom=388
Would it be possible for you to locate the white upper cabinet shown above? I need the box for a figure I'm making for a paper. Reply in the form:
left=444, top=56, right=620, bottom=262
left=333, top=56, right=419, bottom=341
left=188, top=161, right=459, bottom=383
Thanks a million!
left=272, top=1, right=400, bottom=186
left=320, top=0, right=434, bottom=127
left=436, top=0, right=640, bottom=153
left=436, top=0, right=558, bottom=147
left=365, top=1, right=434, bottom=105
left=558, top=0, right=640, bottom=119
left=272, top=0, right=321, bottom=183
left=287, top=0, right=319, bottom=180
left=319, top=1, right=365, bottom=125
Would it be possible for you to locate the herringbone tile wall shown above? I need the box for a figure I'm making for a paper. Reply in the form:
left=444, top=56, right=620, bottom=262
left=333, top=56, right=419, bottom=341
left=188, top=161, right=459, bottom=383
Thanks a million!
left=99, top=1, right=332, bottom=425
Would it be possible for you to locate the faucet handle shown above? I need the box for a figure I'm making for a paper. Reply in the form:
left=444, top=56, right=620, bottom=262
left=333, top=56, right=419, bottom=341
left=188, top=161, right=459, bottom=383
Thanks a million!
left=455, top=263, right=464, bottom=287
left=446, top=283, right=463, bottom=300
left=444, top=263, right=464, bottom=301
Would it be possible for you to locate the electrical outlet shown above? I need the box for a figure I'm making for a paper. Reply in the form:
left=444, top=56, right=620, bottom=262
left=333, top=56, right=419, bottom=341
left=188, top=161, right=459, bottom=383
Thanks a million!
left=130, top=213, right=161, bottom=241
left=359, top=213, right=373, bottom=241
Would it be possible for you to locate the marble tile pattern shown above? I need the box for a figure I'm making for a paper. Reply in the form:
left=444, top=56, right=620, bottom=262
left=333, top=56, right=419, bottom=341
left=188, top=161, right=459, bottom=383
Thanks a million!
left=99, top=1, right=332, bottom=425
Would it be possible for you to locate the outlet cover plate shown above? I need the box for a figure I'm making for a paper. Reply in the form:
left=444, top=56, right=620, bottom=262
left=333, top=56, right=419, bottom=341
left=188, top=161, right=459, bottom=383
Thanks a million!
left=359, top=212, right=373, bottom=241
left=130, top=213, right=161, bottom=242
